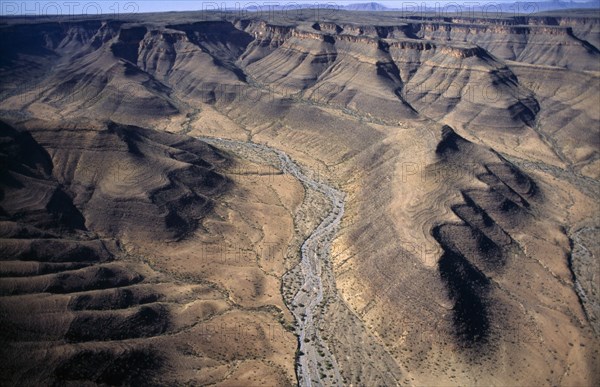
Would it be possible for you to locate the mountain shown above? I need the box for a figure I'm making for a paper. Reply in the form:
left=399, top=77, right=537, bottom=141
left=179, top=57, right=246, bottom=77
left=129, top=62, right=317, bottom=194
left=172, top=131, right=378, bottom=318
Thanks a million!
left=344, top=2, right=390, bottom=11
left=341, top=1, right=600, bottom=13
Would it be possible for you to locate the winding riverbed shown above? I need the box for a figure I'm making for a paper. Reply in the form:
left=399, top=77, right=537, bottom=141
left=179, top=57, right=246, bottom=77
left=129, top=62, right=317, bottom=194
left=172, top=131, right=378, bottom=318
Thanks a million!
left=199, top=137, right=345, bottom=386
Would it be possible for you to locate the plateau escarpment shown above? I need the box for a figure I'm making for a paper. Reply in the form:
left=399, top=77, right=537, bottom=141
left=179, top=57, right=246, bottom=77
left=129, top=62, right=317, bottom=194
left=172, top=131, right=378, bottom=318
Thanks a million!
left=2, top=14, right=594, bottom=171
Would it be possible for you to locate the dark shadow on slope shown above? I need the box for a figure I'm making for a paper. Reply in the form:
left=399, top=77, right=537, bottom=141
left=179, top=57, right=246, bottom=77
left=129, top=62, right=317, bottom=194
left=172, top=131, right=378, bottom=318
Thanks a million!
left=110, top=26, right=147, bottom=64
left=168, top=21, right=254, bottom=82
left=566, top=27, right=600, bottom=55
left=0, top=121, right=86, bottom=231
left=434, top=225, right=491, bottom=345
left=0, top=119, right=233, bottom=383
left=54, top=347, right=164, bottom=385
left=65, top=303, right=169, bottom=342
left=436, top=125, right=469, bottom=155
left=430, top=125, right=544, bottom=349
left=68, top=286, right=161, bottom=311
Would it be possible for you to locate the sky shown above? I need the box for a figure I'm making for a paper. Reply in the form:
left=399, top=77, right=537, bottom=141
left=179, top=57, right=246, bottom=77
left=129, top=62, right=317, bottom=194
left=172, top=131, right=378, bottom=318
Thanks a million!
left=0, top=0, right=582, bottom=16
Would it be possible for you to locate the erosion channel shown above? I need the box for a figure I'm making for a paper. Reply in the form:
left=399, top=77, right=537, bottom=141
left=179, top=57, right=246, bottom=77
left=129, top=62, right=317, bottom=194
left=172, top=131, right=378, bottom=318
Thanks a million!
left=200, top=137, right=345, bottom=386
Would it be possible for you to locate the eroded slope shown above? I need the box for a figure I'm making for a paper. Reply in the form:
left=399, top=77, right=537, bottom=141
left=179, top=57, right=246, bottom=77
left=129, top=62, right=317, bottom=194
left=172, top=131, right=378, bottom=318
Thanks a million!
left=0, top=120, right=298, bottom=386
left=1, top=11, right=599, bottom=387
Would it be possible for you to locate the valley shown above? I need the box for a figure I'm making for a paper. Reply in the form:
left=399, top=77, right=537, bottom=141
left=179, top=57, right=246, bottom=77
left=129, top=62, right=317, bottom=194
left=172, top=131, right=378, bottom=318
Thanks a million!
left=1, top=6, right=599, bottom=386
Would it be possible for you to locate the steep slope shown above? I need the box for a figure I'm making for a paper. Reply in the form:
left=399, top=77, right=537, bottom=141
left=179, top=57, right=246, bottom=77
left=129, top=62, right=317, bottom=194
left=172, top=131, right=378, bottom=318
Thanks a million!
left=414, top=20, right=599, bottom=71
left=237, top=21, right=543, bottom=128
left=507, top=63, right=600, bottom=178
left=0, top=22, right=179, bottom=126
left=0, top=18, right=546, bottom=130
left=0, top=120, right=298, bottom=386
left=18, top=119, right=230, bottom=240
left=333, top=121, right=598, bottom=385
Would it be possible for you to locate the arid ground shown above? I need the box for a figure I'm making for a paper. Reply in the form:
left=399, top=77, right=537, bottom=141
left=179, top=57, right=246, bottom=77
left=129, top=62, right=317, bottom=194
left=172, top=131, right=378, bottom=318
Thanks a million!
left=1, top=5, right=599, bottom=386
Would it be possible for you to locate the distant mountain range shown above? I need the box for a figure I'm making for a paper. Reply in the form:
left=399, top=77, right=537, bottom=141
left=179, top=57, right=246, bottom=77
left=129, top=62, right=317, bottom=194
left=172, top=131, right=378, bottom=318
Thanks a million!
left=344, top=2, right=390, bottom=11
left=342, top=1, right=600, bottom=12
left=242, top=1, right=600, bottom=13
left=237, top=0, right=600, bottom=16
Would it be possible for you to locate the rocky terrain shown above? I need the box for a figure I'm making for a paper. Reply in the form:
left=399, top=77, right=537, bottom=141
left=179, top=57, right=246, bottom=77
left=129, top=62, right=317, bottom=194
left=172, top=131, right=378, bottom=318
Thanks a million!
left=1, top=9, right=599, bottom=386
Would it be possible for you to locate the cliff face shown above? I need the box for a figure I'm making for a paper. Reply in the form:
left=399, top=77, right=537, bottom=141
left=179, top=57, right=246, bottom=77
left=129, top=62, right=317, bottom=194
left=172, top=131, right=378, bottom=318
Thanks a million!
left=1, top=13, right=596, bottom=168
left=557, top=16, right=600, bottom=49
left=0, top=13, right=597, bottom=175
left=1, top=15, right=596, bottom=127
left=234, top=20, right=548, bottom=128
left=413, top=21, right=599, bottom=70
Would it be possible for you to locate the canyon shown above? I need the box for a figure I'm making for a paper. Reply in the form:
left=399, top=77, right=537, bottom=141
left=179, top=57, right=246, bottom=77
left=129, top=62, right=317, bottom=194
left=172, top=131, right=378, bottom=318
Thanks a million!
left=1, top=8, right=599, bottom=386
